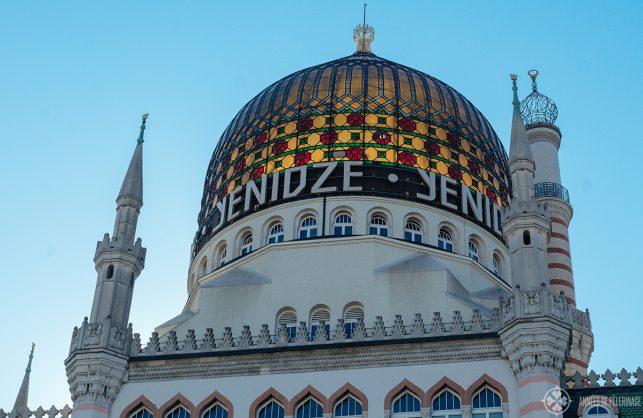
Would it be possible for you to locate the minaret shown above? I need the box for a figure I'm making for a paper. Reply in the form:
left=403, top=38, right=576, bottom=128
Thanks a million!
left=12, top=343, right=35, bottom=416
left=520, top=71, right=593, bottom=375
left=502, top=74, right=550, bottom=289
left=66, top=115, right=148, bottom=418
left=499, top=76, right=572, bottom=418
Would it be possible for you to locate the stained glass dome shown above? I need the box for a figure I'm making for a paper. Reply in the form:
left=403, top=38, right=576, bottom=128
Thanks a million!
left=196, top=50, right=511, bottom=249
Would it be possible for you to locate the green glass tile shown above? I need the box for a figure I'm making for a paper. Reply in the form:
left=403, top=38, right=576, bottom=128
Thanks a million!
left=274, top=160, right=282, bottom=168
left=377, top=151, right=387, bottom=158
left=323, top=151, right=332, bottom=158
left=377, top=117, right=387, bottom=124
left=404, top=137, right=413, bottom=145
left=472, top=180, right=478, bottom=187
left=326, top=117, right=333, bottom=124
left=255, top=152, right=262, bottom=159
left=277, top=126, right=285, bottom=134
left=351, top=132, right=360, bottom=140
left=429, top=127, right=437, bottom=134
left=299, top=137, right=308, bottom=145
left=429, top=161, right=437, bottom=169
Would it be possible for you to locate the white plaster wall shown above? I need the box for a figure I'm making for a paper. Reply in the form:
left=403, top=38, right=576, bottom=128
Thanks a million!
left=530, top=141, right=561, bottom=184
left=112, top=359, right=519, bottom=418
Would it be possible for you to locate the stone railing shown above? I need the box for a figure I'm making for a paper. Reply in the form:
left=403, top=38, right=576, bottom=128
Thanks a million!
left=130, top=310, right=502, bottom=357
left=0, top=405, right=72, bottom=418
left=564, top=368, right=643, bottom=388
left=499, top=283, right=591, bottom=334
left=68, top=317, right=132, bottom=356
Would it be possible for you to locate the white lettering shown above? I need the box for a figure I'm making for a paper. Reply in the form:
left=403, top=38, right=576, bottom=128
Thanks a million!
left=244, top=175, right=267, bottom=211
left=227, top=186, right=243, bottom=221
left=461, top=185, right=483, bottom=222
left=270, top=171, right=280, bottom=202
left=283, top=166, right=307, bottom=198
left=440, top=176, right=458, bottom=210
left=210, top=195, right=227, bottom=234
left=311, top=162, right=338, bottom=194
left=416, top=169, right=436, bottom=201
left=343, top=161, right=363, bottom=191
left=484, top=196, right=492, bottom=228
left=493, top=203, right=503, bottom=235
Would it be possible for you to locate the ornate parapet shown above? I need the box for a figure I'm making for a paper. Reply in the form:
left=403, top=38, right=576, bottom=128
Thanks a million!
left=0, top=405, right=72, bottom=418
left=564, top=368, right=643, bottom=389
left=68, top=317, right=133, bottom=356
left=130, top=310, right=501, bottom=357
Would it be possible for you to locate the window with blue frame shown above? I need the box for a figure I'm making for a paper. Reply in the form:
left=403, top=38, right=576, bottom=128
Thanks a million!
left=130, top=407, right=153, bottom=418
left=344, top=305, right=364, bottom=338
left=404, top=219, right=423, bottom=243
left=240, top=233, right=253, bottom=255
left=296, top=398, right=324, bottom=418
left=392, top=392, right=421, bottom=417
left=166, top=406, right=190, bottom=418
left=369, top=214, right=389, bottom=237
left=431, top=390, right=462, bottom=418
left=268, top=223, right=285, bottom=243
left=310, top=308, right=331, bottom=340
left=201, top=403, right=228, bottom=418
left=334, top=213, right=353, bottom=236
left=438, top=228, right=454, bottom=252
left=299, top=216, right=318, bottom=239
left=467, top=240, right=479, bottom=262
left=257, top=400, right=284, bottom=418
left=334, top=396, right=362, bottom=417
left=471, top=388, right=502, bottom=418
left=216, top=245, right=227, bottom=267
left=586, top=406, right=611, bottom=416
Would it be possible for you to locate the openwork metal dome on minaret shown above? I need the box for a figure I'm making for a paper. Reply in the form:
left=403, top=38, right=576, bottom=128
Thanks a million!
left=519, top=69, right=558, bottom=127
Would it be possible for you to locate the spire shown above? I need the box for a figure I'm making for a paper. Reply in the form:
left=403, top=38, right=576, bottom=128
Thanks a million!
left=353, top=3, right=374, bottom=53
left=117, top=114, right=147, bottom=205
left=13, top=343, right=35, bottom=412
left=508, top=74, right=534, bottom=163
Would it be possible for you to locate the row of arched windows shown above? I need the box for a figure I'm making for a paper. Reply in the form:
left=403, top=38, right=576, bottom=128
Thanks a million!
left=195, top=210, right=507, bottom=281
left=124, top=378, right=508, bottom=418
left=276, top=303, right=364, bottom=341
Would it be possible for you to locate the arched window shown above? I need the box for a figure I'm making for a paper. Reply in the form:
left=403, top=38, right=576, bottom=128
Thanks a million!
left=334, top=213, right=353, bottom=236
left=334, top=395, right=362, bottom=417
left=257, top=400, right=284, bottom=418
left=217, top=245, right=227, bottom=267
left=344, top=305, right=364, bottom=338
left=492, top=254, right=502, bottom=276
left=166, top=406, right=190, bottom=418
left=296, top=398, right=324, bottom=418
left=299, top=216, right=318, bottom=239
left=199, top=257, right=208, bottom=277
left=202, top=403, right=228, bottom=418
left=468, top=240, right=479, bottom=262
left=106, top=264, right=114, bottom=279
left=369, top=213, right=389, bottom=237
left=586, top=406, right=611, bottom=417
left=240, top=233, right=253, bottom=256
left=404, top=219, right=423, bottom=243
left=438, top=228, right=454, bottom=252
left=277, top=310, right=297, bottom=341
left=431, top=390, right=461, bottom=418
left=472, top=388, right=502, bottom=418
left=310, top=308, right=331, bottom=339
left=268, top=222, right=285, bottom=243
left=129, top=407, right=153, bottom=418
left=392, top=392, right=421, bottom=418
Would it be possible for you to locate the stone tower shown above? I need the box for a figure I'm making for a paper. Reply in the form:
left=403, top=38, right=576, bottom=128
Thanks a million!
left=65, top=115, right=148, bottom=418
left=519, top=72, right=593, bottom=376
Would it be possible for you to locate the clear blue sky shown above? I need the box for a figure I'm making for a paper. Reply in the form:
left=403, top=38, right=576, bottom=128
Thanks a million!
left=1, top=0, right=641, bottom=409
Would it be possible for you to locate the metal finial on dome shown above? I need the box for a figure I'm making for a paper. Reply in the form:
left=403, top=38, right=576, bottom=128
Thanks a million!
left=138, top=113, right=149, bottom=144
left=353, top=2, right=374, bottom=53
left=519, top=69, right=558, bottom=127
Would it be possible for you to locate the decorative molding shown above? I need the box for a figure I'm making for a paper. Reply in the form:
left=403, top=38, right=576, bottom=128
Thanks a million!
left=328, top=383, right=369, bottom=412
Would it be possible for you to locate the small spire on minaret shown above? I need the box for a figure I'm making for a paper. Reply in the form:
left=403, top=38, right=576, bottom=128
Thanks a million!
left=13, top=343, right=35, bottom=412
left=117, top=114, right=147, bottom=205
left=138, top=113, right=149, bottom=144
left=508, top=74, right=534, bottom=163
left=353, top=2, right=374, bottom=53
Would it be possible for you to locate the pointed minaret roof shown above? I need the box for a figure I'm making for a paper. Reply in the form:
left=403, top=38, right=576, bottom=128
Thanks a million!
left=117, top=114, right=147, bottom=205
left=508, top=74, right=534, bottom=164
left=13, top=343, right=35, bottom=412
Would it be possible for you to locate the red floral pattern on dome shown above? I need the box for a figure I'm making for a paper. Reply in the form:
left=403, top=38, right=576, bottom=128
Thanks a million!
left=446, top=131, right=460, bottom=147
left=347, top=112, right=365, bottom=126
left=294, top=151, right=312, bottom=166
left=234, top=158, right=245, bottom=173
left=398, top=117, right=417, bottom=132
left=272, top=140, right=288, bottom=155
left=251, top=165, right=265, bottom=180
left=468, top=159, right=480, bottom=175
left=373, top=130, right=391, bottom=145
left=297, top=117, right=313, bottom=132
left=484, top=155, right=494, bottom=166
left=217, top=189, right=228, bottom=201
left=320, top=130, right=338, bottom=145
left=221, top=154, right=231, bottom=166
left=254, top=132, right=268, bottom=147
left=448, top=165, right=463, bottom=181
left=399, top=151, right=417, bottom=166
left=346, top=147, right=364, bottom=160
left=424, top=141, right=440, bottom=155
left=486, top=188, right=497, bottom=201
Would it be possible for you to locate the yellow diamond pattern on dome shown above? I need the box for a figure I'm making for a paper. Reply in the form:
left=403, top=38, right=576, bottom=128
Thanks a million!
left=200, top=53, right=510, bottom=225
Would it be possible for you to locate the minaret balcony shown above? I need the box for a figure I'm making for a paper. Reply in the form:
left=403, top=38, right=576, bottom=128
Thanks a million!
left=535, top=182, right=570, bottom=203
